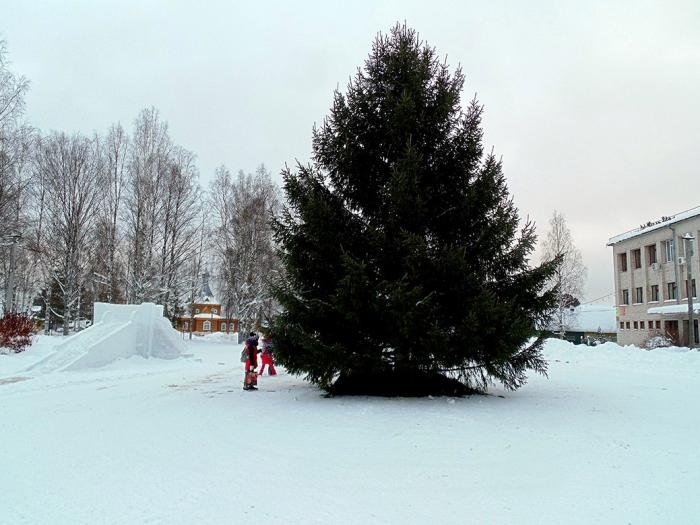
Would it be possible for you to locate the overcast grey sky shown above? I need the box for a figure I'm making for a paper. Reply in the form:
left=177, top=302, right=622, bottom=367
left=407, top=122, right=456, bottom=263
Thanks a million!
left=3, top=0, right=699, bottom=302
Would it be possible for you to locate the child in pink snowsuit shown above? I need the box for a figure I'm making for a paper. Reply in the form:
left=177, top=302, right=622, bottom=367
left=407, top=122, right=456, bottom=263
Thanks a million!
left=258, top=337, right=277, bottom=376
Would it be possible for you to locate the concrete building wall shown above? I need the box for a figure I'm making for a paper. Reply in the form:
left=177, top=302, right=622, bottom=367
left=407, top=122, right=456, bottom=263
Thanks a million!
left=611, top=216, right=700, bottom=347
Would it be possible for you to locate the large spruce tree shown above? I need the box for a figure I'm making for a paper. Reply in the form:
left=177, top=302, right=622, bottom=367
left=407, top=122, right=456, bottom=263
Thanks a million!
left=270, top=24, right=558, bottom=395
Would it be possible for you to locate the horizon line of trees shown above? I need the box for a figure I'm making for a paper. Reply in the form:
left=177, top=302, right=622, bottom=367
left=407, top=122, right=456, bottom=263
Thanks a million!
left=0, top=38, right=281, bottom=335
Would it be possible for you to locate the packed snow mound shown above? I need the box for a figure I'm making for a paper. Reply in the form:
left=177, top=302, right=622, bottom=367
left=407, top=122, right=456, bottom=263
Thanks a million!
left=541, top=336, right=700, bottom=376
left=26, top=303, right=185, bottom=374
left=201, top=331, right=239, bottom=343
left=543, top=336, right=694, bottom=355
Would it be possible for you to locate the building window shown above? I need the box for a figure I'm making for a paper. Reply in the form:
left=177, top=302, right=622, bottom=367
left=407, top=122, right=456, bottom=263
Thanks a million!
left=650, top=285, right=659, bottom=302
left=203, top=320, right=211, bottom=331
left=184, top=321, right=189, bottom=330
left=619, top=321, right=624, bottom=330
left=635, top=287, right=643, bottom=303
left=195, top=308, right=200, bottom=314
left=686, top=279, right=697, bottom=298
left=640, top=320, right=645, bottom=329
left=648, top=320, right=654, bottom=331
left=646, top=244, right=657, bottom=265
left=664, top=239, right=675, bottom=263
left=667, top=282, right=677, bottom=300
left=212, top=308, right=218, bottom=314
left=618, top=253, right=628, bottom=272
left=229, top=323, right=236, bottom=331
left=220, top=323, right=226, bottom=332
left=656, top=320, right=661, bottom=330
left=626, top=321, right=631, bottom=329
left=632, top=249, right=641, bottom=269
left=621, top=289, right=629, bottom=305
left=633, top=321, right=638, bottom=330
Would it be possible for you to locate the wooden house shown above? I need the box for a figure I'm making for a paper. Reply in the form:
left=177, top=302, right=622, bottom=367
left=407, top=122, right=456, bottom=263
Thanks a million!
left=176, top=271, right=238, bottom=335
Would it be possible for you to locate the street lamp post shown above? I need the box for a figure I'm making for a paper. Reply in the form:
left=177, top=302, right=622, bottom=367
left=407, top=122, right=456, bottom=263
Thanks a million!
left=682, top=233, right=696, bottom=349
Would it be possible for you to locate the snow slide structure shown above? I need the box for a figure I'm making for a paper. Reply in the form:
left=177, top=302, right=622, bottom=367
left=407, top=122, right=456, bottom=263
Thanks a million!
left=27, top=303, right=185, bottom=374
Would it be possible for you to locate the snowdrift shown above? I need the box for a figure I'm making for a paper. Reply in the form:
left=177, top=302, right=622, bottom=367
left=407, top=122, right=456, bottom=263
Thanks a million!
left=200, top=331, right=239, bottom=343
left=26, top=303, right=185, bottom=373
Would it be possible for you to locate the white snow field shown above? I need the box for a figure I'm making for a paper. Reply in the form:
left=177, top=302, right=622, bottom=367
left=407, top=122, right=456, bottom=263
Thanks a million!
left=1, top=336, right=699, bottom=524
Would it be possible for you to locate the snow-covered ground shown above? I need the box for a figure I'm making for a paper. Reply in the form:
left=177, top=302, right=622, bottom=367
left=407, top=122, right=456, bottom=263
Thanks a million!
left=1, top=336, right=699, bottom=524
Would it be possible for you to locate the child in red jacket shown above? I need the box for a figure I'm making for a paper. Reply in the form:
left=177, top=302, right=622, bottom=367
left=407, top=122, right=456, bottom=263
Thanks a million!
left=243, top=332, right=259, bottom=390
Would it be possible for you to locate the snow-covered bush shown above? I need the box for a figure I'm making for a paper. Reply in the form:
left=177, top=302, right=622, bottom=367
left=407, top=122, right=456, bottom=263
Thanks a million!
left=645, top=334, right=673, bottom=350
left=0, top=312, right=35, bottom=353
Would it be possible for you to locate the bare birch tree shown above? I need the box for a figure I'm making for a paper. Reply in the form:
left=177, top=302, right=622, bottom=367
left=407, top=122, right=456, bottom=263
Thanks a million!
left=541, top=210, right=587, bottom=337
left=210, top=164, right=281, bottom=333
left=184, top=213, right=207, bottom=338
left=0, top=38, right=35, bottom=312
left=0, top=38, right=30, bottom=221
left=90, top=123, right=129, bottom=303
left=124, top=107, right=171, bottom=303
left=37, top=132, right=103, bottom=334
left=157, top=146, right=202, bottom=321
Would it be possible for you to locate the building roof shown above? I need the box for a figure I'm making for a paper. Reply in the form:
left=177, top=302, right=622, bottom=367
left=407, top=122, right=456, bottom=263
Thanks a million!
left=178, top=313, right=225, bottom=320
left=193, top=313, right=223, bottom=319
left=647, top=304, right=700, bottom=316
left=178, top=312, right=237, bottom=320
left=195, top=270, right=218, bottom=304
left=549, top=304, right=616, bottom=333
left=196, top=296, right=219, bottom=305
left=607, top=205, right=700, bottom=246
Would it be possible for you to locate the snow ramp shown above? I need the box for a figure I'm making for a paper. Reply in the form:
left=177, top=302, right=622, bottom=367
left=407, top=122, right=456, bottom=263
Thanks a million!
left=26, top=303, right=186, bottom=374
